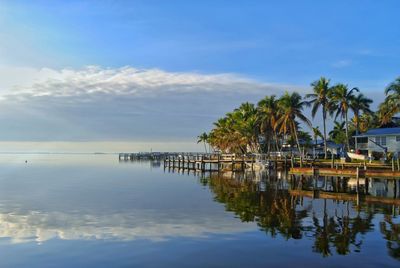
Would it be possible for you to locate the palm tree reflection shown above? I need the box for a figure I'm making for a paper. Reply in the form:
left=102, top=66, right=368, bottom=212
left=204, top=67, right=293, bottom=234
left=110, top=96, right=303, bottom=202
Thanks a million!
left=199, top=172, right=398, bottom=259
left=380, top=215, right=400, bottom=260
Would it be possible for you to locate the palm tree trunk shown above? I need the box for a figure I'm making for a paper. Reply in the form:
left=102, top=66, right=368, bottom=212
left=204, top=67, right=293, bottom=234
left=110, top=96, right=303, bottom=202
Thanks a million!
left=345, top=111, right=350, bottom=151
left=355, top=111, right=360, bottom=135
left=323, top=108, right=328, bottom=159
left=203, top=142, right=207, bottom=153
left=293, top=122, right=303, bottom=157
left=314, top=137, right=317, bottom=158
left=274, top=132, right=280, bottom=152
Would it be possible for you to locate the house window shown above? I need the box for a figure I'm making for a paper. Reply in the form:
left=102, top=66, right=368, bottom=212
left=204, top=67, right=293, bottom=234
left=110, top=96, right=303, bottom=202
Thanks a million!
left=357, top=137, right=368, bottom=143
left=375, top=136, right=387, bottom=146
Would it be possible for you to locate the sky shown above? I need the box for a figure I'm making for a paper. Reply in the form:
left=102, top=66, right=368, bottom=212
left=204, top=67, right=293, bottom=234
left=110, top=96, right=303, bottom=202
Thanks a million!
left=0, top=0, right=399, bottom=152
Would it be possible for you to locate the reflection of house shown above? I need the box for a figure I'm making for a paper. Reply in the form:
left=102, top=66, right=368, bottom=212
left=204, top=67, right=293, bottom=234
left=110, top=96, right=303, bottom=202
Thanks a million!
left=368, top=179, right=400, bottom=198
left=354, top=127, right=400, bottom=156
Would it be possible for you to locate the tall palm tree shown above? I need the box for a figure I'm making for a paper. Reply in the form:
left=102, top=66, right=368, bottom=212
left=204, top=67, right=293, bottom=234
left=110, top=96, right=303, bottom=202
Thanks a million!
left=350, top=93, right=373, bottom=135
left=306, top=77, right=333, bottom=159
left=277, top=92, right=311, bottom=156
left=379, top=77, right=400, bottom=125
left=257, top=95, right=280, bottom=153
left=330, top=84, right=359, bottom=150
left=197, top=132, right=209, bottom=153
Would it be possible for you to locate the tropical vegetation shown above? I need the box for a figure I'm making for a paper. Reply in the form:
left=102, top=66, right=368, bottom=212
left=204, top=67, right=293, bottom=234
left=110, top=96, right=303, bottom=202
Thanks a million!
left=201, top=76, right=400, bottom=156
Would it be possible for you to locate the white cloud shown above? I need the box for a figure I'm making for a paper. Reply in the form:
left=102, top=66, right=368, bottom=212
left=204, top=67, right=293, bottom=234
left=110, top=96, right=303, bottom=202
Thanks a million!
left=2, top=65, right=294, bottom=101
left=0, top=65, right=308, bottom=142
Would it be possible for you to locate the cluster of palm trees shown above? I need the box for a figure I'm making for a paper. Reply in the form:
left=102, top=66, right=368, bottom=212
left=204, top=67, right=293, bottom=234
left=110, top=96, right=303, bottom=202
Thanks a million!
left=199, top=76, right=400, bottom=158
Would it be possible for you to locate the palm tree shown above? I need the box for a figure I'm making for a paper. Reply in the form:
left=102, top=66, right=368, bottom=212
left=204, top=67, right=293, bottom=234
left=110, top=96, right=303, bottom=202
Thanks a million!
left=312, top=126, right=323, bottom=146
left=329, top=121, right=346, bottom=145
left=379, top=77, right=400, bottom=125
left=312, top=126, right=323, bottom=158
left=350, top=93, right=373, bottom=135
left=234, top=102, right=260, bottom=153
left=277, top=92, right=311, bottom=156
left=207, top=102, right=260, bottom=154
left=354, top=113, right=379, bottom=133
left=330, top=84, right=359, bottom=150
left=378, top=103, right=395, bottom=126
left=257, top=95, right=280, bottom=153
left=197, top=132, right=209, bottom=153
left=210, top=114, right=246, bottom=153
left=329, top=121, right=345, bottom=138
left=385, top=77, right=400, bottom=101
left=306, top=77, right=333, bottom=159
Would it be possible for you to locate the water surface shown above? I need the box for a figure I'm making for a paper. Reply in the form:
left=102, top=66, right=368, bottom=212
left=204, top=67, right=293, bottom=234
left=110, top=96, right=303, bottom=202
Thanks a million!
left=0, top=154, right=398, bottom=267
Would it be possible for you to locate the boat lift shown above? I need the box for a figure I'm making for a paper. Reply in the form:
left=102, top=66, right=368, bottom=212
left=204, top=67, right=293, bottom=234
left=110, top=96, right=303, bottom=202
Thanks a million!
left=369, top=138, right=388, bottom=160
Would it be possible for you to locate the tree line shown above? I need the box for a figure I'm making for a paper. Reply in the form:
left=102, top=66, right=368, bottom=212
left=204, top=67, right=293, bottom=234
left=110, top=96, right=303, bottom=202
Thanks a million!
left=198, top=77, right=400, bottom=158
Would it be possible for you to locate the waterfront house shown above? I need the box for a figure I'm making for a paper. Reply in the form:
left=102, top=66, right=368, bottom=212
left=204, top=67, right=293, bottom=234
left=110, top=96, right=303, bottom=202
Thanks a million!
left=354, top=127, right=400, bottom=157
left=309, top=139, right=343, bottom=157
left=281, top=138, right=342, bottom=157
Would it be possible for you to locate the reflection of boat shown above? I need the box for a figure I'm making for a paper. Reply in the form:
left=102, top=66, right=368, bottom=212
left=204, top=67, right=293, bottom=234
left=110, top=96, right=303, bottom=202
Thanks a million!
left=347, top=152, right=366, bottom=161
left=253, top=154, right=272, bottom=170
left=347, top=178, right=366, bottom=187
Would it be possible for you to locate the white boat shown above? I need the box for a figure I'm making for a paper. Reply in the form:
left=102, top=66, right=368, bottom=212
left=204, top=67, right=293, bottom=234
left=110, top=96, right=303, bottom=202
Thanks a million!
left=347, top=152, right=366, bottom=161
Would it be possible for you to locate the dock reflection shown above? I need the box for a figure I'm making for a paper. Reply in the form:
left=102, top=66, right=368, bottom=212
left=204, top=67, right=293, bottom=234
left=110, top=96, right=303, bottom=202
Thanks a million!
left=166, top=168, right=400, bottom=259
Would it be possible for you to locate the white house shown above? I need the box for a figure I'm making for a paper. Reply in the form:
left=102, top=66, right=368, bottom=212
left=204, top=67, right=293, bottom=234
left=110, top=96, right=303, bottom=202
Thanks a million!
left=354, top=127, right=400, bottom=156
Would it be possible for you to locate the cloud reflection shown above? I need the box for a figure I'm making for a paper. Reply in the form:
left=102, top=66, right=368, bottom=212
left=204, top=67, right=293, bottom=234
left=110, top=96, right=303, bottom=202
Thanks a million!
left=0, top=209, right=256, bottom=244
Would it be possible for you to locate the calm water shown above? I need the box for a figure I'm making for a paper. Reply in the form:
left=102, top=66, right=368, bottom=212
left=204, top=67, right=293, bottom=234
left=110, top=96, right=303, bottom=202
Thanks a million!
left=0, top=154, right=398, bottom=267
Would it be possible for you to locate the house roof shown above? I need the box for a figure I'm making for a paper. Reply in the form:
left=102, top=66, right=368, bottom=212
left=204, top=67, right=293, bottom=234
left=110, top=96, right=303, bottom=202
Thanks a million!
left=311, top=139, right=343, bottom=148
left=326, top=141, right=342, bottom=148
left=354, top=127, right=400, bottom=137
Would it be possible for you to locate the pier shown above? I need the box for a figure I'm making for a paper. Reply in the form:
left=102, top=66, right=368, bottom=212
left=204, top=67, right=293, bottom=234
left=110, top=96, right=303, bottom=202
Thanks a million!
left=118, top=152, right=176, bottom=161
left=290, top=166, right=400, bottom=178
left=163, top=153, right=256, bottom=172
left=118, top=152, right=400, bottom=178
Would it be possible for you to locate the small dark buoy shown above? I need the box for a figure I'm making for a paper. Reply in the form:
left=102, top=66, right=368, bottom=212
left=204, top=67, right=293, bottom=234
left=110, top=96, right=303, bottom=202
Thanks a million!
left=25, top=160, right=27, bottom=163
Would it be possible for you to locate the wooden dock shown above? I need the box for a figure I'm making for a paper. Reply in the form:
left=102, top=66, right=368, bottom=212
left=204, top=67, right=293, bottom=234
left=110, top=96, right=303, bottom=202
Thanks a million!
left=119, top=152, right=176, bottom=161
left=290, top=167, right=400, bottom=178
left=118, top=152, right=400, bottom=178
left=163, top=153, right=256, bottom=172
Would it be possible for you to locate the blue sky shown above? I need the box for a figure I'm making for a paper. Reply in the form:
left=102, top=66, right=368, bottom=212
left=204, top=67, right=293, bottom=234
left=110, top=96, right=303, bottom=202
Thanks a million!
left=0, top=0, right=399, bottom=151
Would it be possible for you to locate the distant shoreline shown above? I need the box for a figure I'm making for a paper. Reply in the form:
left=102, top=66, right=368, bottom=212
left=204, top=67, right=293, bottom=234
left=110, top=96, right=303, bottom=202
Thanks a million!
left=0, top=152, right=119, bottom=155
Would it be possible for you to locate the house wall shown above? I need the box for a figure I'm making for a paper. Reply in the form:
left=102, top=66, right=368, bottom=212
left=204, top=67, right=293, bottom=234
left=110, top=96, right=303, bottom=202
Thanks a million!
left=357, top=135, right=400, bottom=155
left=368, top=136, right=400, bottom=153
